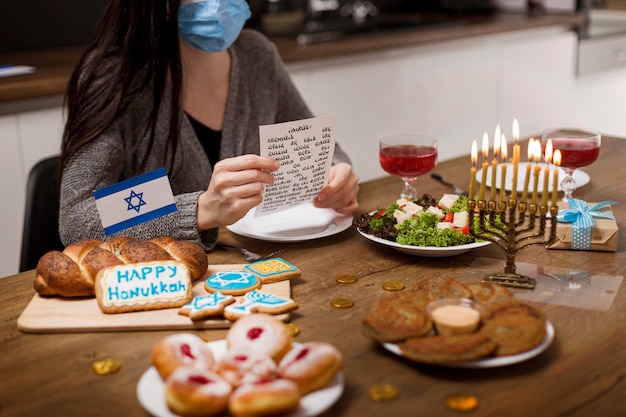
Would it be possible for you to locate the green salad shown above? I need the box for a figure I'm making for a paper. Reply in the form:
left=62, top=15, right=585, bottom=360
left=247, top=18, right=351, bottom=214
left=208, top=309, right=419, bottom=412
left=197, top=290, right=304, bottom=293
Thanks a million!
left=356, top=193, right=476, bottom=247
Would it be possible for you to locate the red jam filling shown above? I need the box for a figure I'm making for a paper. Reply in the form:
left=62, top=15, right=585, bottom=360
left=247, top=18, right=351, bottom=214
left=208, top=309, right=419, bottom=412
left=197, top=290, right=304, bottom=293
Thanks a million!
left=247, top=327, right=264, bottom=340
left=295, top=347, right=309, bottom=361
left=180, top=343, right=196, bottom=360
left=188, top=375, right=212, bottom=385
left=234, top=355, right=249, bottom=362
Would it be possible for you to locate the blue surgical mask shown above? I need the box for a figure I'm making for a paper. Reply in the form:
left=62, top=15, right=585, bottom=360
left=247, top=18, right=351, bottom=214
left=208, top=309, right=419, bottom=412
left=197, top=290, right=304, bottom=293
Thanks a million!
left=178, top=0, right=251, bottom=52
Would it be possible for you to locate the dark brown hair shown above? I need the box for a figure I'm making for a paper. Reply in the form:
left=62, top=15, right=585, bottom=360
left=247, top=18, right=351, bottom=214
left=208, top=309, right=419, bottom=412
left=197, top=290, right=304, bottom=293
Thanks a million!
left=60, top=0, right=183, bottom=178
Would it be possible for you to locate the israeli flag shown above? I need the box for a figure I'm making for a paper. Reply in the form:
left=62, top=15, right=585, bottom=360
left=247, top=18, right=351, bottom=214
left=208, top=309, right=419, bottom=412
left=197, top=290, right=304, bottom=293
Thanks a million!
left=93, top=168, right=177, bottom=236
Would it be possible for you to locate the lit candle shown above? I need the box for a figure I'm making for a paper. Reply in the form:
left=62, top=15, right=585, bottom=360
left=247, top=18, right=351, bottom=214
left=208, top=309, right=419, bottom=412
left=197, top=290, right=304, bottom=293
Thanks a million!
left=500, top=135, right=508, bottom=202
left=542, top=140, right=553, bottom=206
left=480, top=133, right=489, bottom=201
left=491, top=130, right=500, bottom=202
left=532, top=140, right=541, bottom=206
left=511, top=119, right=520, bottom=200
left=520, top=138, right=532, bottom=203
left=552, top=150, right=561, bottom=206
left=469, top=140, right=477, bottom=200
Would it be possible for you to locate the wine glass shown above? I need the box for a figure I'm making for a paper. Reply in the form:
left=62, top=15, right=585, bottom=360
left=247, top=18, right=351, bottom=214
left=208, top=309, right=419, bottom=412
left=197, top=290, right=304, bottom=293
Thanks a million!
left=379, top=134, right=438, bottom=200
left=541, top=127, right=601, bottom=201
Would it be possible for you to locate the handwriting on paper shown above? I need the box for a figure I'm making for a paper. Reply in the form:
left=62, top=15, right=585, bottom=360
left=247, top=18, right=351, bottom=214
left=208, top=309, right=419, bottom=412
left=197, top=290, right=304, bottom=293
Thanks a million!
left=256, top=115, right=337, bottom=216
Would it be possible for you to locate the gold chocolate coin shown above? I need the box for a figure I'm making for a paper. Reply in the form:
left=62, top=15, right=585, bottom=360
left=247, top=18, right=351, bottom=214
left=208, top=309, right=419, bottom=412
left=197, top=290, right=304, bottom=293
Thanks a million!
left=382, top=280, right=405, bottom=291
left=92, top=358, right=121, bottom=376
left=330, top=297, right=355, bottom=309
left=368, top=384, right=399, bottom=402
left=335, top=273, right=358, bottom=284
left=446, top=394, right=479, bottom=411
left=285, top=322, right=300, bottom=337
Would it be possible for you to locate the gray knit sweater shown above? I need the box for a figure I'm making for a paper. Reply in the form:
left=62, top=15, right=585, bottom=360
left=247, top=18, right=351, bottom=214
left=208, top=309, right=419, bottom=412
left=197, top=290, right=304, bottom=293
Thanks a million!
left=59, top=29, right=350, bottom=250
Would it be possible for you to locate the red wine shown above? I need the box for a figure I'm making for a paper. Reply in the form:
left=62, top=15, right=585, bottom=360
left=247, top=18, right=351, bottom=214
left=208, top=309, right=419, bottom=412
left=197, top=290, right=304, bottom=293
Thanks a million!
left=380, top=145, right=437, bottom=177
left=550, top=139, right=600, bottom=169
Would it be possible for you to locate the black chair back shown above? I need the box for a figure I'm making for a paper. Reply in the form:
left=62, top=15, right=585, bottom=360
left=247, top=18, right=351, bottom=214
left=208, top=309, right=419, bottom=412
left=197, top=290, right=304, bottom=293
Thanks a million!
left=19, top=156, right=64, bottom=272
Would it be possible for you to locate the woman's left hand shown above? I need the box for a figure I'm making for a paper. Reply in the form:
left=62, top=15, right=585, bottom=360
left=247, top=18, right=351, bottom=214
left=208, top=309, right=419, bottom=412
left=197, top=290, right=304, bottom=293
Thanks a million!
left=313, top=162, right=360, bottom=215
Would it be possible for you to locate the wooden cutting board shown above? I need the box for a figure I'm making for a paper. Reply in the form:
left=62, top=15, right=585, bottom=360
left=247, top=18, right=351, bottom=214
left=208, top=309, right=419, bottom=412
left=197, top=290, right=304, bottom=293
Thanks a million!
left=17, top=264, right=291, bottom=334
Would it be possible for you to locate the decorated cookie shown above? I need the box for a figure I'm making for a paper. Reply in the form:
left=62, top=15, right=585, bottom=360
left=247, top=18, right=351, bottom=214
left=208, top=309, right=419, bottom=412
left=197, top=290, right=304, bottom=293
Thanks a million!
left=224, top=289, right=299, bottom=320
left=94, top=260, right=193, bottom=314
left=178, top=292, right=236, bottom=321
left=244, top=258, right=301, bottom=284
left=204, top=270, right=261, bottom=296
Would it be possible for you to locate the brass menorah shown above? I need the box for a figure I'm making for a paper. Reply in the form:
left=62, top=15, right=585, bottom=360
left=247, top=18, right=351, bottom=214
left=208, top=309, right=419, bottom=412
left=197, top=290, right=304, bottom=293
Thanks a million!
left=467, top=199, right=559, bottom=289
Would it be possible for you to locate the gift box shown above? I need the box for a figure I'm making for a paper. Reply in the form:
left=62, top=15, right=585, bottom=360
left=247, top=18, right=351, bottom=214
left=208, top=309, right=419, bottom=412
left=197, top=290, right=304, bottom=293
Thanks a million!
left=548, top=199, right=619, bottom=252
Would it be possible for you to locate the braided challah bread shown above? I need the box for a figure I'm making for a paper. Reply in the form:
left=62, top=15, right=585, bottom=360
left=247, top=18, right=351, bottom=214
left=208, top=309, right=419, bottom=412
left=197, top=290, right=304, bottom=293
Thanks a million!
left=34, top=236, right=208, bottom=297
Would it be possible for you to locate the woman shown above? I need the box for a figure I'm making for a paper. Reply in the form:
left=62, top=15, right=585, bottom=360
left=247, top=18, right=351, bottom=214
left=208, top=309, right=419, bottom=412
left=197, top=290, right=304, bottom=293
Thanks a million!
left=59, top=0, right=359, bottom=250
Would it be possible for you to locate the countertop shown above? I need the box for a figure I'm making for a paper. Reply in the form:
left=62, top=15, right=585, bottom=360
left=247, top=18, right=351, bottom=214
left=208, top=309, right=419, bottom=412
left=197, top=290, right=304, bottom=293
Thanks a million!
left=0, top=12, right=585, bottom=104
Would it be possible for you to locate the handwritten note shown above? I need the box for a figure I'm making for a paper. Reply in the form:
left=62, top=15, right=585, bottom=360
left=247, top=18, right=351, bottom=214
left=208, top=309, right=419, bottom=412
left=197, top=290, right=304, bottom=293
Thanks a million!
left=255, top=115, right=337, bottom=216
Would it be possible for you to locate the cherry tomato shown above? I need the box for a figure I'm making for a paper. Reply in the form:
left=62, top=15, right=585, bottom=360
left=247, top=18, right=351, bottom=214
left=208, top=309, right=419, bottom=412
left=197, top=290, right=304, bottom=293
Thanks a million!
left=461, top=225, right=469, bottom=235
left=442, top=212, right=454, bottom=223
left=374, top=208, right=386, bottom=219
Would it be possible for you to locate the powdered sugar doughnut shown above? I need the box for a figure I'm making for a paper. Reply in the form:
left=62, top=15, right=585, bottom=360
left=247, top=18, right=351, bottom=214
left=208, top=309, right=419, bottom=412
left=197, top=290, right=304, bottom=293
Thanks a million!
left=228, top=378, right=301, bottom=417
left=278, top=341, right=343, bottom=394
left=165, top=366, right=232, bottom=417
left=151, top=333, right=215, bottom=380
left=226, top=313, right=292, bottom=363
left=214, top=347, right=278, bottom=387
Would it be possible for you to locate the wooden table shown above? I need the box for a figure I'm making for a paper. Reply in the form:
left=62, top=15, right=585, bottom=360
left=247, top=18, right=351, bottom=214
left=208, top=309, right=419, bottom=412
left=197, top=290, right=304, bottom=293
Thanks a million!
left=1, top=137, right=624, bottom=417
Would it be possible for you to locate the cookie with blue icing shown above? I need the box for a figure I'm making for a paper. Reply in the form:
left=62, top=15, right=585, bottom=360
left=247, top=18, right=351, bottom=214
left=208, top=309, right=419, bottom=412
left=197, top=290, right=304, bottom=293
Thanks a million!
left=178, top=292, right=235, bottom=321
left=224, top=289, right=298, bottom=321
left=204, top=270, right=261, bottom=296
left=244, top=258, right=301, bottom=284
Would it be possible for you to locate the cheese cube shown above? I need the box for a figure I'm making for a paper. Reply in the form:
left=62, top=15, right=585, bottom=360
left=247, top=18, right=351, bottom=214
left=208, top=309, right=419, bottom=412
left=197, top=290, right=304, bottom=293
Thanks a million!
left=437, top=222, right=453, bottom=229
left=439, top=194, right=460, bottom=210
left=393, top=209, right=412, bottom=225
left=396, top=198, right=411, bottom=206
left=427, top=206, right=444, bottom=219
left=452, top=211, right=469, bottom=228
left=402, top=201, right=423, bottom=216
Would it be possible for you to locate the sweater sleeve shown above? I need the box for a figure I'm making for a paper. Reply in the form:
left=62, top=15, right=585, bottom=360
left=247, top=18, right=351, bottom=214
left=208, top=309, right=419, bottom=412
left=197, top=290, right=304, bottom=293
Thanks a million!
left=58, top=131, right=216, bottom=251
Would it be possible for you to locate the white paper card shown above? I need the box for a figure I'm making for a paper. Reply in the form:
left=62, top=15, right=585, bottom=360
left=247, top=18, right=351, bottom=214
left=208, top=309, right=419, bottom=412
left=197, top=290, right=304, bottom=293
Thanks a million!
left=256, top=115, right=337, bottom=217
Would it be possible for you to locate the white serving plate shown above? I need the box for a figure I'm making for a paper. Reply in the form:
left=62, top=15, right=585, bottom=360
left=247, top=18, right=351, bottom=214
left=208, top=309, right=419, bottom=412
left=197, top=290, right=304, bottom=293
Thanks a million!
left=136, top=340, right=344, bottom=417
left=227, top=203, right=353, bottom=243
left=357, top=228, right=490, bottom=257
left=382, top=321, right=555, bottom=368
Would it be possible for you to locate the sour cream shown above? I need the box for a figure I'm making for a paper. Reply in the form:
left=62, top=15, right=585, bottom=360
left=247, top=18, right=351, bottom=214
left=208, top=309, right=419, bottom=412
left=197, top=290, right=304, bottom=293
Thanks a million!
left=429, top=301, right=481, bottom=337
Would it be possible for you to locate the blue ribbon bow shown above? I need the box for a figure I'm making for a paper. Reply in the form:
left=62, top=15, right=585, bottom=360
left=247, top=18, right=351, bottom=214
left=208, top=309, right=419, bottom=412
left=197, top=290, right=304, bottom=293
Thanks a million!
left=556, top=198, right=617, bottom=250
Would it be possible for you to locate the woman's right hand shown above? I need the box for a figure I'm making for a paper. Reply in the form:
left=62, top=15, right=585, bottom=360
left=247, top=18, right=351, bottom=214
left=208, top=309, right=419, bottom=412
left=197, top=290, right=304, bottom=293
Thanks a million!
left=196, top=155, right=280, bottom=230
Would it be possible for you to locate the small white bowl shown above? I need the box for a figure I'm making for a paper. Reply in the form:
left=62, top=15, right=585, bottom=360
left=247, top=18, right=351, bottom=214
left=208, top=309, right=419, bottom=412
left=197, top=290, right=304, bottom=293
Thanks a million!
left=426, top=298, right=482, bottom=337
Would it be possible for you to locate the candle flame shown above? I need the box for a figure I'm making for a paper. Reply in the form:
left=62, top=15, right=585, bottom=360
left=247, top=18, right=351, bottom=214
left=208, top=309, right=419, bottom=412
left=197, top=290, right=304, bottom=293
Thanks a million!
left=545, top=139, right=553, bottom=164
left=512, top=118, right=519, bottom=143
left=482, top=132, right=489, bottom=160
left=533, top=139, right=542, bottom=162
left=494, top=125, right=501, bottom=157
left=501, top=134, right=508, bottom=161
left=553, top=149, right=562, bottom=166
left=527, top=138, right=535, bottom=160
left=471, top=140, right=477, bottom=165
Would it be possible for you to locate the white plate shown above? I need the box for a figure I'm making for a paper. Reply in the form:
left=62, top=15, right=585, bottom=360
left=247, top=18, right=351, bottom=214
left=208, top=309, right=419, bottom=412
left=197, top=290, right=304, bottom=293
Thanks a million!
left=136, top=340, right=344, bottom=417
left=227, top=203, right=353, bottom=242
left=382, top=321, right=555, bottom=368
left=476, top=162, right=590, bottom=192
left=356, top=228, right=490, bottom=257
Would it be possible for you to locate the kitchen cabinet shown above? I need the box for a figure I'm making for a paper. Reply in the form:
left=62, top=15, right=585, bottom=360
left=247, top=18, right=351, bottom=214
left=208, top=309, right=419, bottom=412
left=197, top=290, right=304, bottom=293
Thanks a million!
left=0, top=106, right=63, bottom=278
left=287, top=27, right=577, bottom=183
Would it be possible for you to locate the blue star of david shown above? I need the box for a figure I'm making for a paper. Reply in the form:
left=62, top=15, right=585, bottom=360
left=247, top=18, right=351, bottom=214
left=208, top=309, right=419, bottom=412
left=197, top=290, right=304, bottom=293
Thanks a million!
left=124, top=190, right=147, bottom=213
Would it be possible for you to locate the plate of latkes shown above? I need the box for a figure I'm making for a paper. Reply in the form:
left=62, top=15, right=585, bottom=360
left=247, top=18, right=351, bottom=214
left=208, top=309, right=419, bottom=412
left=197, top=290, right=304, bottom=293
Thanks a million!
left=136, top=340, right=345, bottom=417
left=382, top=321, right=554, bottom=368
left=356, top=228, right=491, bottom=257
left=362, top=278, right=555, bottom=368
